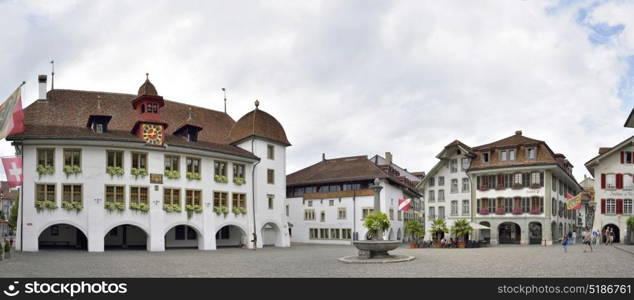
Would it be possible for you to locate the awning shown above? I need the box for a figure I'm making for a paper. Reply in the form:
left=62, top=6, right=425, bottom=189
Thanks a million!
left=470, top=223, right=490, bottom=230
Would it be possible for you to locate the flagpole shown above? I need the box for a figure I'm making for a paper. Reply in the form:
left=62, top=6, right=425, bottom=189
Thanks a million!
left=18, top=81, right=24, bottom=252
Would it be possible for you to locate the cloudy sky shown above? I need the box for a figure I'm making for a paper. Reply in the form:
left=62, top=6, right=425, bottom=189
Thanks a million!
left=1, top=0, right=633, bottom=181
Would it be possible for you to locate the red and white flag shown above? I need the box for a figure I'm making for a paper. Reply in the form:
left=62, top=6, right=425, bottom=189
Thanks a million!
left=2, top=156, right=23, bottom=187
left=0, top=84, right=25, bottom=140
left=398, top=198, right=411, bottom=211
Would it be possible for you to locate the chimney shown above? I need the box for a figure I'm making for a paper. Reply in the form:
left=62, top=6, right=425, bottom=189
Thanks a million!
left=38, top=75, right=47, bottom=100
left=385, top=152, right=392, bottom=165
left=322, top=153, right=326, bottom=161
left=515, top=130, right=522, bottom=136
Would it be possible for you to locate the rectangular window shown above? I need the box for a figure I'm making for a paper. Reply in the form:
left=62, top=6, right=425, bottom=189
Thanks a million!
left=267, top=144, right=275, bottom=160
left=606, top=199, right=616, bottom=214
left=482, top=152, right=490, bottom=163
left=429, top=177, right=435, bottom=187
left=451, top=201, right=458, bottom=216
left=462, top=178, right=469, bottom=192
left=438, top=176, right=445, bottom=186
left=438, top=190, right=445, bottom=202
left=438, top=206, right=445, bottom=219
left=552, top=175, right=557, bottom=192
left=308, top=200, right=313, bottom=207
left=320, top=228, right=329, bottom=239
left=461, top=158, right=470, bottom=170
left=450, top=159, right=458, bottom=173
left=63, top=149, right=81, bottom=168
left=309, top=228, right=318, bottom=239
left=320, top=211, right=325, bottom=222
left=331, top=228, right=340, bottom=240
left=186, top=157, right=201, bottom=174
left=499, top=150, right=507, bottom=161
left=164, top=155, right=179, bottom=172
left=389, top=208, right=394, bottom=220
left=185, top=190, right=202, bottom=206
left=106, top=185, right=125, bottom=204
left=62, top=184, right=82, bottom=204
left=232, top=193, right=246, bottom=209
left=130, top=186, right=149, bottom=205
left=233, top=163, right=245, bottom=180
left=531, top=172, right=541, bottom=186
left=624, top=199, right=632, bottom=214
left=451, top=179, right=458, bottom=193
left=213, top=191, right=228, bottom=208
left=214, top=161, right=227, bottom=176
left=624, top=174, right=633, bottom=190
left=338, top=207, right=347, bottom=219
left=285, top=205, right=289, bottom=217
left=107, top=150, right=124, bottom=168
left=267, top=194, right=274, bottom=209
left=37, top=148, right=55, bottom=167
left=36, top=184, right=55, bottom=204
left=429, top=207, right=435, bottom=220
left=462, top=200, right=469, bottom=215
left=267, top=169, right=275, bottom=184
left=606, top=174, right=616, bottom=189
left=342, top=229, right=352, bottom=240
left=362, top=208, right=373, bottom=219
left=398, top=210, right=402, bottom=221
left=509, top=149, right=516, bottom=161
left=505, top=198, right=513, bottom=213
left=329, top=199, right=334, bottom=206
left=164, top=188, right=181, bottom=206
left=428, top=190, right=435, bottom=202
left=527, top=147, right=537, bottom=160
left=521, top=197, right=530, bottom=213
left=304, top=209, right=315, bottom=220
left=131, top=152, right=147, bottom=170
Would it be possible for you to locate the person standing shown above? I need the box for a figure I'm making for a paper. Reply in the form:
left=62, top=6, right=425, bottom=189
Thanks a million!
left=572, top=231, right=577, bottom=244
left=608, top=228, right=615, bottom=246
left=583, top=228, right=593, bottom=253
left=562, top=235, right=569, bottom=253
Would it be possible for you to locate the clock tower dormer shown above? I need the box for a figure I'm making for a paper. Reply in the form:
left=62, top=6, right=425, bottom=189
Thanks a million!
left=131, top=74, right=168, bottom=146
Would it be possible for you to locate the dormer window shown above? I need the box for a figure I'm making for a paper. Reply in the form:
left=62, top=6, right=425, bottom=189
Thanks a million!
left=527, top=147, right=537, bottom=160
left=87, top=115, right=112, bottom=134
left=482, top=152, right=490, bottom=163
left=174, top=124, right=202, bottom=143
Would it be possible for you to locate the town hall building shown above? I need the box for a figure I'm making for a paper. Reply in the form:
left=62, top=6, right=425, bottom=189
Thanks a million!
left=9, top=74, right=291, bottom=252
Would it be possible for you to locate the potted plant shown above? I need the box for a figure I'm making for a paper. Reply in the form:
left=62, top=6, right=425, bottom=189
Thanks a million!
left=164, top=170, right=180, bottom=179
left=186, top=172, right=201, bottom=180
left=185, top=204, right=203, bottom=219
left=363, top=212, right=390, bottom=240
left=214, top=175, right=228, bottom=183
left=626, top=216, right=634, bottom=245
left=63, top=165, right=82, bottom=177
left=233, top=177, right=246, bottom=185
left=106, top=166, right=124, bottom=177
left=131, top=168, right=148, bottom=178
left=430, top=218, right=448, bottom=248
left=450, top=219, right=472, bottom=248
left=404, top=220, right=424, bottom=248
left=36, top=164, right=55, bottom=178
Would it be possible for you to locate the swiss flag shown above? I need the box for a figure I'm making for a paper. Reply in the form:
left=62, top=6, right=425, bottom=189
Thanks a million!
left=2, top=157, right=23, bottom=187
left=398, top=198, right=411, bottom=211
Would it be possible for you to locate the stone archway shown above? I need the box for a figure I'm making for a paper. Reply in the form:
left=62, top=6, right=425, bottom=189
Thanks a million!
left=216, top=224, right=247, bottom=248
left=396, top=228, right=402, bottom=241
left=165, top=225, right=201, bottom=249
left=479, top=221, right=491, bottom=243
left=261, top=222, right=282, bottom=247
left=529, top=222, right=542, bottom=245
left=104, top=224, right=148, bottom=250
left=498, top=222, right=521, bottom=244
left=602, top=224, right=620, bottom=243
left=38, top=223, right=88, bottom=250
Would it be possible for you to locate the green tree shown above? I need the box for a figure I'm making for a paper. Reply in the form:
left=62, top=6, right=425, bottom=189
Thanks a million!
left=405, top=220, right=424, bottom=242
left=8, top=197, right=19, bottom=231
left=430, top=218, right=448, bottom=244
left=450, top=218, right=473, bottom=243
left=363, top=212, right=391, bottom=240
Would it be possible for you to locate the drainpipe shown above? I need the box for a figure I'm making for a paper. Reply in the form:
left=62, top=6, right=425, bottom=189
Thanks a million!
left=251, top=157, right=260, bottom=250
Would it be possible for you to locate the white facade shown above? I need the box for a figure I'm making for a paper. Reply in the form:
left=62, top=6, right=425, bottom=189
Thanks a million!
left=285, top=179, right=408, bottom=245
left=16, top=137, right=290, bottom=252
left=586, top=138, right=634, bottom=243
left=420, top=148, right=472, bottom=240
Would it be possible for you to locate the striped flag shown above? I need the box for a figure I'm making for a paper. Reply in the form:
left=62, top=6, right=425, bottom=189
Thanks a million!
left=0, top=84, right=25, bottom=139
left=565, top=193, right=582, bottom=210
left=398, top=198, right=411, bottom=211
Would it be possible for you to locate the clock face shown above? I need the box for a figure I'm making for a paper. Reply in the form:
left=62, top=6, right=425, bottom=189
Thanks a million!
left=142, top=124, right=163, bottom=145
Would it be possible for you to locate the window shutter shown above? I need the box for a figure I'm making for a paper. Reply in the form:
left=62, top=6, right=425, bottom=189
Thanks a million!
left=617, top=199, right=623, bottom=214
left=621, top=151, right=624, bottom=164
left=601, top=174, right=606, bottom=189
left=617, top=173, right=623, bottom=189
left=601, top=199, right=606, bottom=214
left=540, top=172, right=544, bottom=186
left=477, top=176, right=480, bottom=188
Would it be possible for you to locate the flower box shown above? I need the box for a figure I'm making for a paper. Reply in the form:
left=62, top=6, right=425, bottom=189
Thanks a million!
left=186, top=172, right=201, bottom=180
left=106, top=166, right=124, bottom=177
left=214, top=206, right=229, bottom=216
left=495, top=209, right=506, bottom=215
left=214, top=175, right=228, bottom=183
left=105, top=202, right=125, bottom=212
left=530, top=208, right=542, bottom=215
left=233, top=177, right=246, bottom=185
left=130, top=202, right=150, bottom=213
left=163, top=203, right=182, bottom=213
left=479, top=186, right=489, bottom=191
left=131, top=168, right=148, bottom=178
left=61, top=201, right=82, bottom=212
left=164, top=170, right=180, bottom=180
left=479, top=209, right=489, bottom=215
left=512, top=183, right=523, bottom=190
left=36, top=164, right=55, bottom=178
left=512, top=208, right=523, bottom=215
left=63, top=165, right=82, bottom=177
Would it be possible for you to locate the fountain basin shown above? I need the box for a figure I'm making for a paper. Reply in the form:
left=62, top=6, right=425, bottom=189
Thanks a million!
left=353, top=240, right=401, bottom=259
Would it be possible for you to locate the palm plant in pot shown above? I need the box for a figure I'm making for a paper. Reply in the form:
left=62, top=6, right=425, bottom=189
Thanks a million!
left=363, top=212, right=390, bottom=240
left=450, top=218, right=473, bottom=248
left=405, top=220, right=424, bottom=248
left=430, top=218, right=448, bottom=248
left=627, top=216, right=634, bottom=245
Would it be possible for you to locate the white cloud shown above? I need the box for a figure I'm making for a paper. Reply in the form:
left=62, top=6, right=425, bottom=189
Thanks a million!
left=0, top=0, right=632, bottom=181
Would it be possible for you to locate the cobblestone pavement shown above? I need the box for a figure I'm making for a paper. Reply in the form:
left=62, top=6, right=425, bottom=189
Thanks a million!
left=1, top=243, right=632, bottom=277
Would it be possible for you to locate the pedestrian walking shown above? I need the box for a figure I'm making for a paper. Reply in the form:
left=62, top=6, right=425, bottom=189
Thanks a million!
left=572, top=231, right=577, bottom=244
left=608, top=229, right=615, bottom=246
left=583, top=228, right=592, bottom=253
left=562, top=235, right=569, bottom=253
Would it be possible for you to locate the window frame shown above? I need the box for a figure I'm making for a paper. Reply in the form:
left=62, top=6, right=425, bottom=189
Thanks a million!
left=106, top=150, right=124, bottom=169
left=37, top=148, right=55, bottom=167
left=63, top=149, right=81, bottom=168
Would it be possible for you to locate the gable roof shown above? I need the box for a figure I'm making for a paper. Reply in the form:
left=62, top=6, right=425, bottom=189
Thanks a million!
left=7, top=89, right=257, bottom=159
left=625, top=108, right=634, bottom=128
left=286, top=155, right=421, bottom=196
left=416, top=139, right=472, bottom=190
left=585, top=135, right=634, bottom=175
